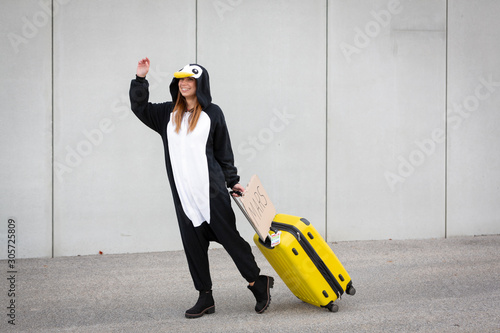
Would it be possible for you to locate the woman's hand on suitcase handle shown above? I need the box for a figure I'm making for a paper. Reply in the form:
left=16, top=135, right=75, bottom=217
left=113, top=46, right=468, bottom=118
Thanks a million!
left=231, top=183, right=245, bottom=197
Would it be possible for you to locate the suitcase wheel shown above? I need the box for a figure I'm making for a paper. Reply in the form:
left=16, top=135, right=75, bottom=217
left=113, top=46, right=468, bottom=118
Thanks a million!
left=323, top=301, right=339, bottom=313
left=346, top=285, right=356, bottom=296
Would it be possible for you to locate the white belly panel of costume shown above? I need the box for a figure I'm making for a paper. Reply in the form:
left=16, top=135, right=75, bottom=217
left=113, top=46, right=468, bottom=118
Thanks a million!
left=167, top=111, right=211, bottom=227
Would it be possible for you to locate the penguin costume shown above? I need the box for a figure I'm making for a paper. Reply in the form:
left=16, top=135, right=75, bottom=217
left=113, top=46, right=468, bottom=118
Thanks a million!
left=129, top=60, right=273, bottom=318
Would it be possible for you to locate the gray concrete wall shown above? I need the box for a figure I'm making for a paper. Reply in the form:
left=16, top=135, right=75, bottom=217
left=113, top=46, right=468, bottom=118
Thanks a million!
left=1, top=0, right=53, bottom=258
left=328, top=0, right=447, bottom=240
left=446, top=0, right=500, bottom=236
left=1, top=0, right=499, bottom=259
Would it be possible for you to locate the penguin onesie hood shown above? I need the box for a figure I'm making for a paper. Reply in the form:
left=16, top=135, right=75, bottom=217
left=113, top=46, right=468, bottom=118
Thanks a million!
left=130, top=63, right=259, bottom=291
left=170, top=64, right=212, bottom=108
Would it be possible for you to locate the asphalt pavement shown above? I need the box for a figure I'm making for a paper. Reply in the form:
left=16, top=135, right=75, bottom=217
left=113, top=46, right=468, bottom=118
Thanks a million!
left=2, top=235, right=499, bottom=332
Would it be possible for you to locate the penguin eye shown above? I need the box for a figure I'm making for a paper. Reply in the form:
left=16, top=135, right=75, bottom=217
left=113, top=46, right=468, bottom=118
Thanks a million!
left=192, top=68, right=199, bottom=74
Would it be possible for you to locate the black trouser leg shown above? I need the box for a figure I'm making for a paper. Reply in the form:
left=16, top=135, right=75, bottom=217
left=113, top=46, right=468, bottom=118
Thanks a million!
left=178, top=218, right=213, bottom=292
left=209, top=210, right=261, bottom=283
left=178, top=208, right=260, bottom=289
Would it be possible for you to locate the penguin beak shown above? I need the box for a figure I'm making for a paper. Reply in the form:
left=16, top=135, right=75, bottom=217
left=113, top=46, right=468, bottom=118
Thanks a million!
left=174, top=71, right=194, bottom=79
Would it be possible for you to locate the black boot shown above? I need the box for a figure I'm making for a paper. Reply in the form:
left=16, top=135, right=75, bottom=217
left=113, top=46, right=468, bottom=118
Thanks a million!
left=185, top=290, right=215, bottom=319
left=248, top=275, right=274, bottom=313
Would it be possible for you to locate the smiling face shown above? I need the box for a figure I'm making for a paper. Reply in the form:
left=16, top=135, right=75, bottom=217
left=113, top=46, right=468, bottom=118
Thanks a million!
left=178, top=77, right=197, bottom=99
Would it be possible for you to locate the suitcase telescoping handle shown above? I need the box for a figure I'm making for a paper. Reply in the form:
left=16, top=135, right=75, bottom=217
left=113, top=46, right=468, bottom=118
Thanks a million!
left=230, top=191, right=279, bottom=243
left=230, top=190, right=254, bottom=227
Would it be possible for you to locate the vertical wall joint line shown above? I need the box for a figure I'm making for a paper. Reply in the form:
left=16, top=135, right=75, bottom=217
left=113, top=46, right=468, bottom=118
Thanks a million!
left=51, top=0, right=55, bottom=258
left=444, top=0, right=449, bottom=239
left=325, top=0, right=329, bottom=241
left=195, top=0, right=198, bottom=63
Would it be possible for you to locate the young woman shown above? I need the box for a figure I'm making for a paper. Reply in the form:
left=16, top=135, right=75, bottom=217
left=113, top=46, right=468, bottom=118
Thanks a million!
left=129, top=58, right=273, bottom=318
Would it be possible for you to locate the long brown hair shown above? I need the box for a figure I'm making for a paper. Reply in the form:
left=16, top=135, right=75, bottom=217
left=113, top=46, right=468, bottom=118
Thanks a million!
left=173, top=91, right=202, bottom=133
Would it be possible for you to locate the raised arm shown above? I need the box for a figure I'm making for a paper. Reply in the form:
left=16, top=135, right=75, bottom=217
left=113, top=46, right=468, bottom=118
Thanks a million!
left=129, top=57, right=170, bottom=133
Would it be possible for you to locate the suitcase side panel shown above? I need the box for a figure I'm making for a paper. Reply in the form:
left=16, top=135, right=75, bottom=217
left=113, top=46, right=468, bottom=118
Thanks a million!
left=275, top=214, right=353, bottom=294
left=271, top=215, right=346, bottom=296
left=254, top=231, right=339, bottom=308
left=259, top=214, right=354, bottom=305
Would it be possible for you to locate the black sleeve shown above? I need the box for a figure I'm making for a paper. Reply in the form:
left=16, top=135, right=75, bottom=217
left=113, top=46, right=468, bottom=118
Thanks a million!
left=129, top=76, right=170, bottom=134
left=213, top=107, right=240, bottom=188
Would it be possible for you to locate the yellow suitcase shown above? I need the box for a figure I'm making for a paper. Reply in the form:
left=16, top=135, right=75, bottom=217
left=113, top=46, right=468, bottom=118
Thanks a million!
left=254, top=214, right=356, bottom=312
